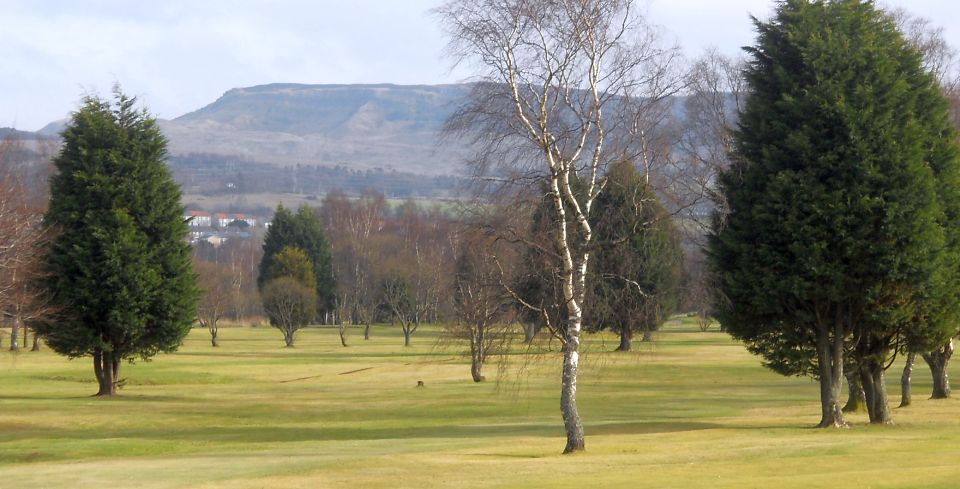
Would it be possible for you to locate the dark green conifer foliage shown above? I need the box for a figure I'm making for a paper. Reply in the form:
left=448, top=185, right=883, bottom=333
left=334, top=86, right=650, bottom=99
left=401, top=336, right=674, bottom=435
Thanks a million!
left=34, top=88, right=198, bottom=396
left=710, top=0, right=960, bottom=427
left=259, top=204, right=335, bottom=314
left=588, top=160, right=683, bottom=351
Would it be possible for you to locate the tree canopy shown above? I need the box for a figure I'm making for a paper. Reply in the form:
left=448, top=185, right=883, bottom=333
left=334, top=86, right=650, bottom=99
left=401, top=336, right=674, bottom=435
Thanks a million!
left=34, top=88, right=198, bottom=396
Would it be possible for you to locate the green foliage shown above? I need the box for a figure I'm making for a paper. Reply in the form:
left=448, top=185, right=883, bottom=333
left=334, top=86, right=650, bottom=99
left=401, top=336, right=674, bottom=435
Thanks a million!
left=34, top=87, right=198, bottom=363
left=514, top=164, right=683, bottom=345
left=226, top=219, right=250, bottom=230
left=260, top=204, right=335, bottom=313
left=587, top=160, right=684, bottom=341
left=269, top=246, right=316, bottom=289
left=709, top=0, right=960, bottom=377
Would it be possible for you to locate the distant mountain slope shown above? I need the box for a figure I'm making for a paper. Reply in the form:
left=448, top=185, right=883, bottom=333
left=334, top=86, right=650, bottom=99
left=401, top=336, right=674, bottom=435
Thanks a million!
left=160, top=83, right=474, bottom=175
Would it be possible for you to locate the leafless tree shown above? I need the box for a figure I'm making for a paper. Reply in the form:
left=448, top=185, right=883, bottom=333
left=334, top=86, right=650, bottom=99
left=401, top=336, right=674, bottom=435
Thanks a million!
left=262, top=277, right=317, bottom=347
left=0, top=134, right=55, bottom=351
left=888, top=7, right=959, bottom=91
left=676, top=48, right=747, bottom=233
left=321, top=190, right=388, bottom=344
left=436, top=0, right=682, bottom=453
left=194, top=259, right=234, bottom=347
left=448, top=226, right=518, bottom=381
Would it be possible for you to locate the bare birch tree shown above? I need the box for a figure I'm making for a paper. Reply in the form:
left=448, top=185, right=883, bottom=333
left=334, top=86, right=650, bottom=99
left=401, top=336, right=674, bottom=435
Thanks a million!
left=0, top=135, right=53, bottom=351
left=436, top=0, right=681, bottom=453
left=321, top=190, right=389, bottom=343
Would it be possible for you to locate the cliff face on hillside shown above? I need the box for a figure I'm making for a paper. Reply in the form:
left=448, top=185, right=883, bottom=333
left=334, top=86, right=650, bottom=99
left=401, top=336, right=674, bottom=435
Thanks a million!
left=160, top=83, right=474, bottom=175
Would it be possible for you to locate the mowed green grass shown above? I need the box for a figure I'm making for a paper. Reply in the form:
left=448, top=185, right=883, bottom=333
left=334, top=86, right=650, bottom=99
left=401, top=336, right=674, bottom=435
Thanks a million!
left=2, top=321, right=959, bottom=489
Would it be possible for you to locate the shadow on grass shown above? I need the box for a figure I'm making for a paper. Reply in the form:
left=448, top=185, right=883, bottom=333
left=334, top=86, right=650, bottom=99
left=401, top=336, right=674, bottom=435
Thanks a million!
left=0, top=419, right=723, bottom=449
left=588, top=420, right=721, bottom=436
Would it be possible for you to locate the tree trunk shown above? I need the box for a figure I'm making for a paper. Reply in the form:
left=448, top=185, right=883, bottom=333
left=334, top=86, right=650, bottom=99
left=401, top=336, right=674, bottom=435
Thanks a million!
left=615, top=326, right=632, bottom=352
left=842, top=368, right=866, bottom=413
left=93, top=350, right=117, bottom=396
left=523, top=322, right=537, bottom=343
left=9, top=312, right=20, bottom=351
left=284, top=330, right=295, bottom=347
left=815, top=325, right=845, bottom=428
left=112, top=357, right=121, bottom=389
left=470, top=334, right=486, bottom=382
left=923, top=339, right=953, bottom=399
left=641, top=329, right=653, bottom=342
left=561, top=324, right=585, bottom=453
left=364, top=322, right=371, bottom=340
left=403, top=328, right=411, bottom=347
left=900, top=352, right=915, bottom=407
left=31, top=331, right=40, bottom=351
left=860, top=360, right=892, bottom=424
left=210, top=329, right=219, bottom=347
left=338, top=323, right=348, bottom=347
left=471, top=358, right=484, bottom=382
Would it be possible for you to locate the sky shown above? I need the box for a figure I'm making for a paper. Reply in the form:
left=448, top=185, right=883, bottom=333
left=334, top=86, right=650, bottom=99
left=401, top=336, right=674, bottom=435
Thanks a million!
left=1, top=0, right=958, bottom=131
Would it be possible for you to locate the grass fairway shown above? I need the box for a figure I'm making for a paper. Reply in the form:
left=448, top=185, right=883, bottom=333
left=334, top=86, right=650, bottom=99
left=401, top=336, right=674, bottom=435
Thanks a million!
left=2, top=322, right=959, bottom=488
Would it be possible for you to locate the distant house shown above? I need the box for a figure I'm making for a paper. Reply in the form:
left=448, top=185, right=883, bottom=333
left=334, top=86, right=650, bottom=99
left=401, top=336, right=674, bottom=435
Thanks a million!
left=186, top=211, right=211, bottom=227
left=216, top=213, right=230, bottom=228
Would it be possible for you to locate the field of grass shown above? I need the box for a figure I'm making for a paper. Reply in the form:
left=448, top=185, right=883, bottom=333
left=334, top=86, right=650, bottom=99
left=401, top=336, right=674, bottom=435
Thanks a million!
left=2, top=321, right=959, bottom=488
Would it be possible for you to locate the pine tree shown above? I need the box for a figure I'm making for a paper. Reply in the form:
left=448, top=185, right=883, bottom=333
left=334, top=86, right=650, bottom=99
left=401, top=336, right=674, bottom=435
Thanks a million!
left=709, top=0, right=960, bottom=427
left=34, top=88, right=198, bottom=396
left=588, top=160, right=683, bottom=351
left=260, top=204, right=335, bottom=317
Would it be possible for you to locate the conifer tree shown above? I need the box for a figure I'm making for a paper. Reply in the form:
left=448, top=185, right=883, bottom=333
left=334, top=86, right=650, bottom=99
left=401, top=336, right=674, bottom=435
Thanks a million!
left=34, top=88, right=198, bottom=396
left=588, top=160, right=683, bottom=351
left=710, top=0, right=960, bottom=427
left=260, top=204, right=335, bottom=317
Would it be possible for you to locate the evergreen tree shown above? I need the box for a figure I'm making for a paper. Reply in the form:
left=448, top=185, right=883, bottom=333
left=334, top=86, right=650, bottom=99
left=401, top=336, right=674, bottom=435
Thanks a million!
left=709, top=0, right=960, bottom=427
left=588, top=160, right=684, bottom=351
left=34, top=88, right=198, bottom=396
left=269, top=246, right=317, bottom=289
left=260, top=204, right=335, bottom=316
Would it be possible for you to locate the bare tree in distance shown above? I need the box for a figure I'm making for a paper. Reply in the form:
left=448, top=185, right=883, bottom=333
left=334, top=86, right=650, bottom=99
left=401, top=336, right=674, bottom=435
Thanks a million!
left=436, top=0, right=683, bottom=453
left=321, top=190, right=388, bottom=344
left=888, top=7, right=959, bottom=90
left=676, top=48, right=747, bottom=234
left=262, top=277, right=317, bottom=348
left=0, top=134, right=55, bottom=351
left=194, top=259, right=234, bottom=347
left=669, top=49, right=747, bottom=340
left=448, top=224, right=518, bottom=382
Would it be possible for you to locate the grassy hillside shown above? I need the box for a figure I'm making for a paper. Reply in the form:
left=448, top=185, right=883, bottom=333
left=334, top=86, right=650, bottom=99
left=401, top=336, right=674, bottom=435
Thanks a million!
left=1, top=322, right=958, bottom=488
left=161, top=83, right=473, bottom=175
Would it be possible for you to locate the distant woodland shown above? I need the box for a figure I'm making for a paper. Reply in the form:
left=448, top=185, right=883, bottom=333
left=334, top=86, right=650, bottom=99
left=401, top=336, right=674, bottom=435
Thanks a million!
left=170, top=152, right=462, bottom=210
